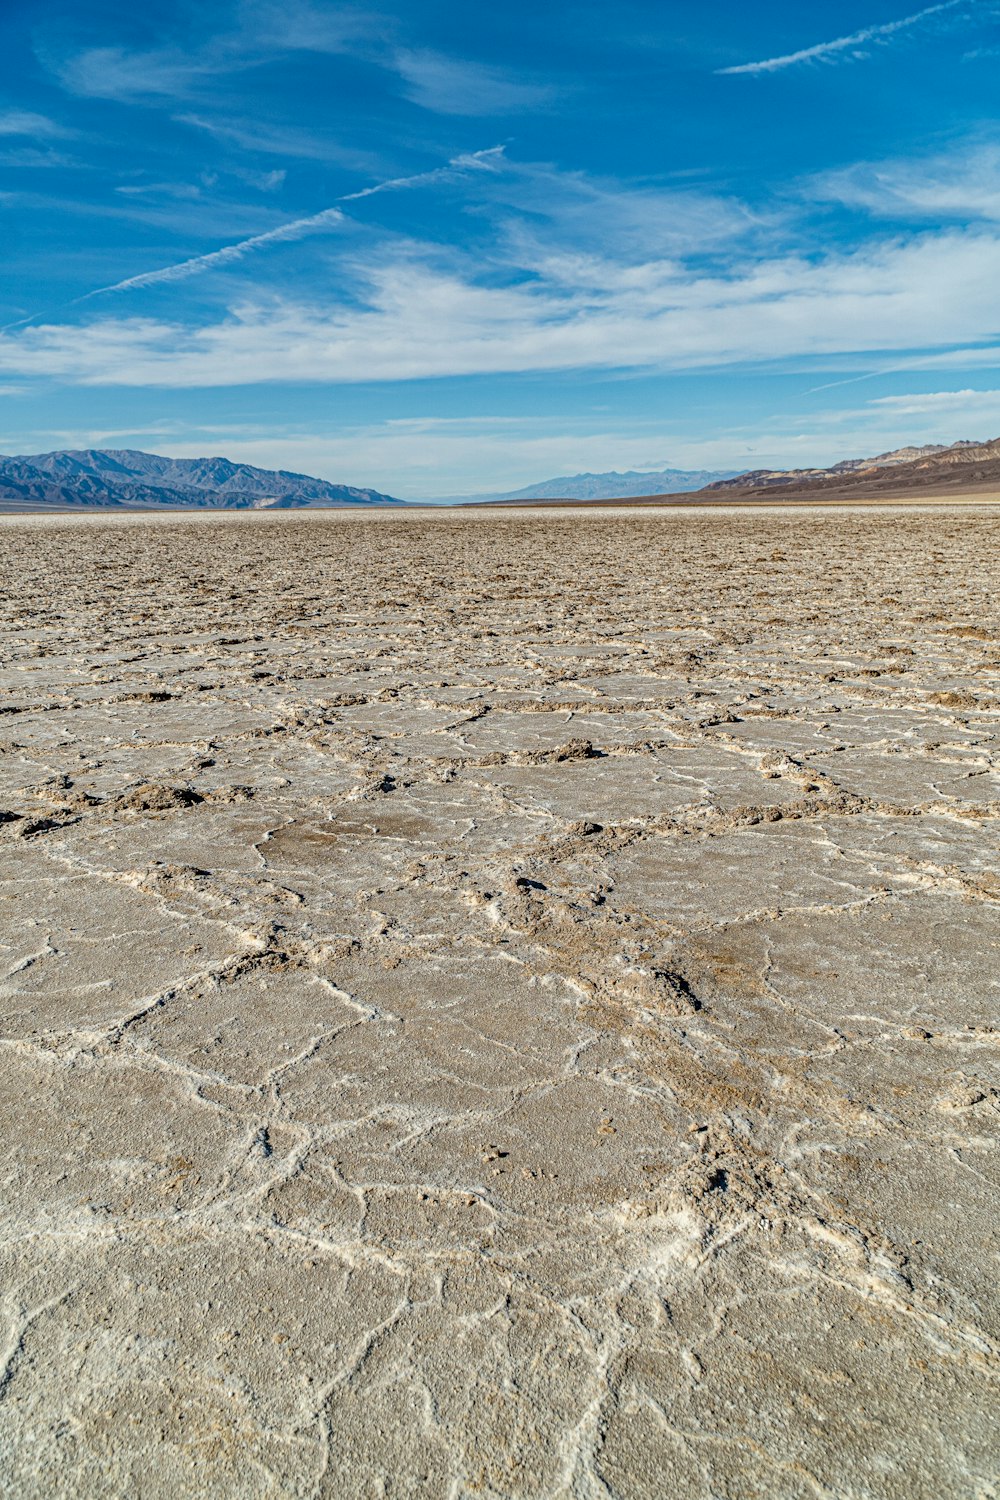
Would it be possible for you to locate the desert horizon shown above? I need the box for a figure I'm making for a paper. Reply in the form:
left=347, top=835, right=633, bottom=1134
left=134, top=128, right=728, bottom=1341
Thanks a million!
left=4, top=434, right=1000, bottom=513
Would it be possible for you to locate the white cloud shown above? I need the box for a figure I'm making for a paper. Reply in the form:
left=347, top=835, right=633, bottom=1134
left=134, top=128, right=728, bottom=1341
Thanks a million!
left=39, top=2, right=378, bottom=104
left=175, top=113, right=381, bottom=172
left=392, top=50, right=557, bottom=114
left=241, top=0, right=387, bottom=56
left=115, top=181, right=205, bottom=200
left=4, top=227, right=999, bottom=389
left=814, top=140, right=1000, bottom=220
left=887, top=345, right=1000, bottom=370
left=717, top=0, right=970, bottom=75
left=48, top=45, right=236, bottom=101
left=0, top=146, right=78, bottom=169
left=489, top=162, right=764, bottom=264
left=867, top=386, right=1000, bottom=416
left=43, top=9, right=542, bottom=125
left=0, top=109, right=73, bottom=138
left=237, top=168, right=287, bottom=192
left=40, top=2, right=379, bottom=104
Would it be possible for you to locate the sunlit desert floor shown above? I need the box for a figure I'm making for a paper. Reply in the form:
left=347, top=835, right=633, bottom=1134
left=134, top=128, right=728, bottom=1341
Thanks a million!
left=0, top=505, right=998, bottom=1500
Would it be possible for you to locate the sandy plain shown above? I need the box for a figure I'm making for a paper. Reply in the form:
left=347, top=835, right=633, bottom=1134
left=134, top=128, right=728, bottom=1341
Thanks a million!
left=0, top=504, right=997, bottom=1500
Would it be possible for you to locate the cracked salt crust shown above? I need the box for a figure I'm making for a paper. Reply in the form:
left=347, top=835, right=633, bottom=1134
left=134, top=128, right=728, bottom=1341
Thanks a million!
left=0, top=504, right=997, bottom=1499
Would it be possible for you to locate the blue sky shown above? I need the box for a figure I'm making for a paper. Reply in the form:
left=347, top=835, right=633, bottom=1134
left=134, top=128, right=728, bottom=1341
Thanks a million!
left=1, top=0, right=999, bottom=497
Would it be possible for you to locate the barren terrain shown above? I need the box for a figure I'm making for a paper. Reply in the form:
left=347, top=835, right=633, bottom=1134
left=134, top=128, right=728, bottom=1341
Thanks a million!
left=0, top=505, right=998, bottom=1499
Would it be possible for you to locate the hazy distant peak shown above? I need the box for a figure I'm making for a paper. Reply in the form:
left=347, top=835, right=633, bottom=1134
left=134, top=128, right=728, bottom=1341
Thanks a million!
left=469, top=465, right=741, bottom=502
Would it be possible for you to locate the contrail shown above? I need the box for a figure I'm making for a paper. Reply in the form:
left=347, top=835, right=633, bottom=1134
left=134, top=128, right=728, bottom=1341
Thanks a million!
left=340, top=145, right=505, bottom=200
left=76, top=145, right=505, bottom=301
left=717, top=0, right=968, bottom=75
left=81, top=206, right=347, bottom=297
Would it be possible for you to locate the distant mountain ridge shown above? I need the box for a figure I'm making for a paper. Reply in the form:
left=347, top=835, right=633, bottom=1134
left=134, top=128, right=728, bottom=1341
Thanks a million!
left=464, top=466, right=741, bottom=503
left=460, top=443, right=992, bottom=505
left=0, top=448, right=404, bottom=509
left=458, top=436, right=1000, bottom=507
left=705, top=439, right=990, bottom=493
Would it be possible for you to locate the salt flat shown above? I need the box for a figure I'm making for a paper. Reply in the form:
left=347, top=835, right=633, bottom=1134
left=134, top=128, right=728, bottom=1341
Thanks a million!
left=0, top=505, right=997, bottom=1500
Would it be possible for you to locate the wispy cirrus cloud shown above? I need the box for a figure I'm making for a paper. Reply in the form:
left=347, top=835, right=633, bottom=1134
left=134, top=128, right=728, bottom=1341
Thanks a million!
left=5, top=226, right=999, bottom=388
left=46, top=44, right=241, bottom=101
left=489, top=162, right=764, bottom=266
left=113, top=166, right=286, bottom=199
left=717, top=0, right=972, bottom=75
left=38, top=1, right=376, bottom=104
left=37, top=2, right=380, bottom=104
left=813, top=139, right=1000, bottom=220
left=0, top=146, right=79, bottom=169
left=0, top=108, right=74, bottom=138
left=115, top=181, right=206, bottom=201
left=42, top=7, right=551, bottom=122
left=176, top=113, right=380, bottom=170
left=867, top=386, right=1000, bottom=416
left=392, top=49, right=558, bottom=114
left=242, top=0, right=389, bottom=56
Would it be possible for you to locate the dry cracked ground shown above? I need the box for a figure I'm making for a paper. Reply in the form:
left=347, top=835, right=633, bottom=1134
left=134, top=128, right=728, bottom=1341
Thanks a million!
left=0, top=505, right=998, bottom=1500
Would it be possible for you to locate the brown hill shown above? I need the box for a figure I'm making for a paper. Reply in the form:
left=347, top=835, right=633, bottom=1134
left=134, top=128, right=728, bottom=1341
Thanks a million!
left=703, top=437, right=1000, bottom=500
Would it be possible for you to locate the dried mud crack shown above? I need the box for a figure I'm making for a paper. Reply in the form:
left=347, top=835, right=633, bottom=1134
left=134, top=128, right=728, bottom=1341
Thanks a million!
left=0, top=505, right=997, bottom=1500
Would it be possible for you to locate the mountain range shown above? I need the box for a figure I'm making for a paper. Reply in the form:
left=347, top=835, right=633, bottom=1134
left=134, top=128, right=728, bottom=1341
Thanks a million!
left=0, top=449, right=403, bottom=510
left=2, top=438, right=999, bottom=511
left=703, top=440, right=986, bottom=493
left=459, top=466, right=740, bottom=503
left=464, top=438, right=1000, bottom=505
left=701, top=437, right=1000, bottom=499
